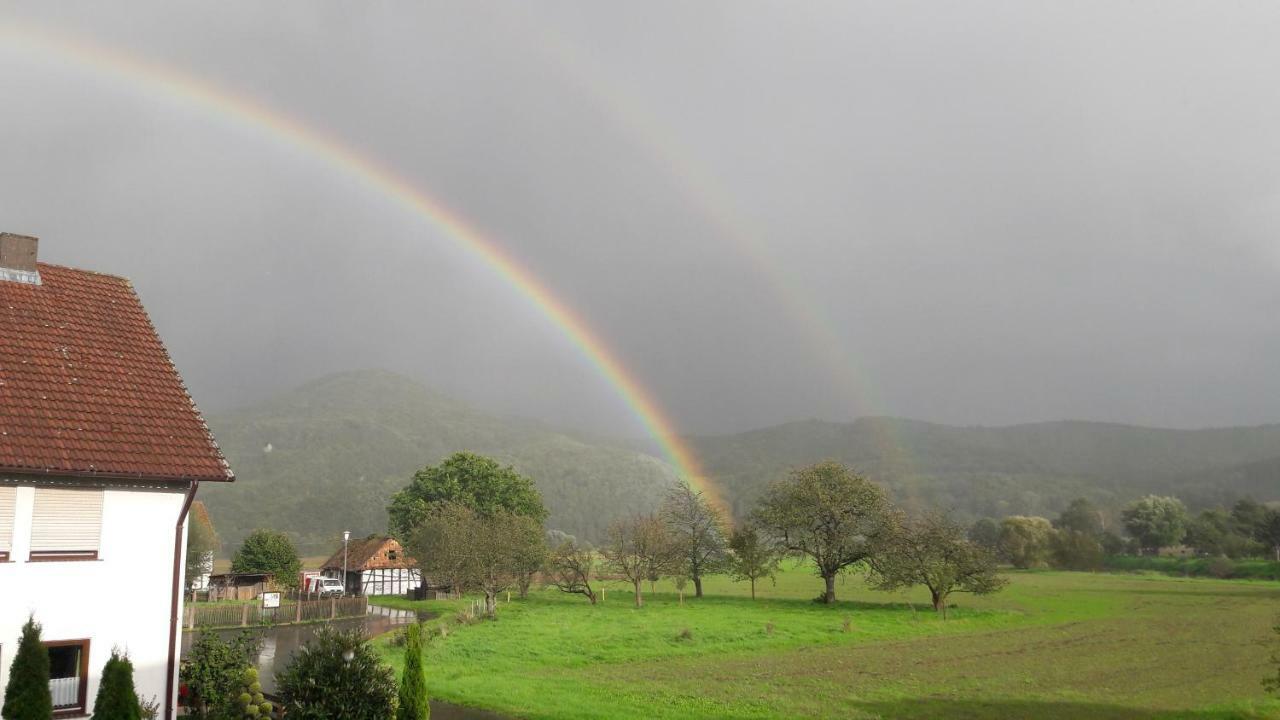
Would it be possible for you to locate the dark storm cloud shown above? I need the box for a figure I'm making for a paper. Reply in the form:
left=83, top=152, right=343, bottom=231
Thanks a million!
left=1, top=1, right=1277, bottom=435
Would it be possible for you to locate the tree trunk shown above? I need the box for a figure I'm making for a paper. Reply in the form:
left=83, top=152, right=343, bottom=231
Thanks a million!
left=931, top=589, right=943, bottom=613
left=693, top=575, right=703, bottom=598
left=750, top=577, right=756, bottom=600
left=484, top=591, right=497, bottom=617
left=633, top=580, right=643, bottom=608
left=823, top=574, right=836, bottom=604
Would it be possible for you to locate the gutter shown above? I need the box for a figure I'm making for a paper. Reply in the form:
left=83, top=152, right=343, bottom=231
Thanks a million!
left=165, top=480, right=199, bottom=720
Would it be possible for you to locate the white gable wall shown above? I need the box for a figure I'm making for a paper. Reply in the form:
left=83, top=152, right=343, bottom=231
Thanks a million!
left=0, top=483, right=188, bottom=716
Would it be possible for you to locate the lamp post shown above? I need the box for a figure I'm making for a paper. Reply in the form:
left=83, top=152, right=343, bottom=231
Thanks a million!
left=342, top=530, right=351, bottom=596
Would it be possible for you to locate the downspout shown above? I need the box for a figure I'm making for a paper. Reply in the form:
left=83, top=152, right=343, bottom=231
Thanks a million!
left=165, top=480, right=199, bottom=720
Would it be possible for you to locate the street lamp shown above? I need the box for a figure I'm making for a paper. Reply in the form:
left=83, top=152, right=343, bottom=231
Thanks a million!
left=342, top=530, right=351, bottom=596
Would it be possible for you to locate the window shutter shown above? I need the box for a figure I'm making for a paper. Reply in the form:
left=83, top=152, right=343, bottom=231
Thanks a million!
left=0, top=486, right=14, bottom=555
left=31, top=488, right=103, bottom=557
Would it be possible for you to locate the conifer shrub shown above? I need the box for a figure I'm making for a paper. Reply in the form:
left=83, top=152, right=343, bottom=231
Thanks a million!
left=2, top=616, right=52, bottom=720
left=396, top=623, right=429, bottom=720
left=91, top=650, right=141, bottom=720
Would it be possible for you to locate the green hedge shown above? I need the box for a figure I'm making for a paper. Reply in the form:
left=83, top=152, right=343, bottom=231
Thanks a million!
left=1103, top=555, right=1280, bottom=580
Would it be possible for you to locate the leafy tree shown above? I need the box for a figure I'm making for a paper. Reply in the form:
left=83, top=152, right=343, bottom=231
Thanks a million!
left=91, top=651, right=141, bottom=720
left=406, top=502, right=544, bottom=616
left=388, top=452, right=547, bottom=539
left=1233, top=500, right=1280, bottom=562
left=602, top=514, right=679, bottom=607
left=967, top=518, right=1001, bottom=553
left=397, top=623, right=429, bottom=720
left=277, top=627, right=397, bottom=720
left=1050, top=530, right=1104, bottom=571
left=186, top=502, right=220, bottom=593
left=1121, top=496, right=1188, bottom=555
left=547, top=540, right=599, bottom=604
left=998, top=516, right=1054, bottom=569
left=660, top=482, right=729, bottom=598
left=179, top=630, right=261, bottom=720
left=1185, top=508, right=1258, bottom=559
left=1055, top=498, right=1104, bottom=537
left=752, top=461, right=895, bottom=604
left=2, top=616, right=52, bottom=720
left=230, top=529, right=301, bottom=588
left=726, top=524, right=780, bottom=600
left=869, top=512, right=1006, bottom=616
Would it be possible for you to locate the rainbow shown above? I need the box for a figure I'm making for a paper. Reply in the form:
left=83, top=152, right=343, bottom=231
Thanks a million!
left=0, top=21, right=727, bottom=507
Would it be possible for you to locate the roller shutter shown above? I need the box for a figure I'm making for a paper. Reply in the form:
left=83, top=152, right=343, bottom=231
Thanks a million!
left=0, top=486, right=14, bottom=558
left=31, top=487, right=103, bottom=559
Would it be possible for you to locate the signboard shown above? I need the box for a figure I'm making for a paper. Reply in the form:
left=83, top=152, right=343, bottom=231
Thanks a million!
left=261, top=591, right=281, bottom=609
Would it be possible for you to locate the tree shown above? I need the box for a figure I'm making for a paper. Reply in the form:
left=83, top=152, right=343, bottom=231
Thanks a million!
left=967, top=518, right=1001, bottom=553
left=1055, top=498, right=1104, bottom=538
left=388, top=452, right=547, bottom=539
left=277, top=627, right=397, bottom=720
left=752, top=461, right=895, bottom=604
left=1121, top=496, right=1188, bottom=555
left=602, top=514, right=678, bottom=607
left=91, top=651, right=141, bottom=720
left=726, top=524, right=780, bottom=600
left=547, top=540, right=599, bottom=604
left=230, top=529, right=301, bottom=588
left=998, top=516, right=1055, bottom=569
left=397, top=623, right=429, bottom=720
left=406, top=502, right=544, bottom=616
left=186, top=502, right=219, bottom=593
left=1233, top=500, right=1280, bottom=562
left=2, top=616, right=52, bottom=720
left=1185, top=508, right=1258, bottom=558
left=179, top=630, right=261, bottom=720
left=1049, top=530, right=1104, bottom=571
left=869, top=512, right=1006, bottom=616
left=660, top=482, right=729, bottom=598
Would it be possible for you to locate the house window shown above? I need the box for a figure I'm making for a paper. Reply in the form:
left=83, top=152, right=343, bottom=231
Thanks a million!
left=387, top=549, right=397, bottom=561
left=46, top=639, right=90, bottom=715
left=0, top=486, right=14, bottom=562
left=30, top=488, right=103, bottom=561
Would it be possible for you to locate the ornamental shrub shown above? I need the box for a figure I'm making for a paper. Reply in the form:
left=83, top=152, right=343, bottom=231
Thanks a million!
left=278, top=627, right=397, bottom=720
left=2, top=616, right=52, bottom=720
left=91, top=651, right=141, bottom=720
left=396, top=623, right=429, bottom=720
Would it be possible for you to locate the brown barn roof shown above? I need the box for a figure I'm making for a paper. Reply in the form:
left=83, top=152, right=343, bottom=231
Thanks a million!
left=0, top=262, right=233, bottom=482
left=322, top=535, right=417, bottom=571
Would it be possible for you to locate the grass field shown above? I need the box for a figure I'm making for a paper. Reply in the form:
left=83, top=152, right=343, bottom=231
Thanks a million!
left=373, top=565, right=1280, bottom=719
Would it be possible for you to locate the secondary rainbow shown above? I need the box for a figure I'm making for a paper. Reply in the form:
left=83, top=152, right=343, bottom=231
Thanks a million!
left=0, top=21, right=720, bottom=501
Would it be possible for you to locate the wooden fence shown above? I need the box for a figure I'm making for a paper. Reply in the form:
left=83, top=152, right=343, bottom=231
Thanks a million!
left=185, top=596, right=369, bottom=629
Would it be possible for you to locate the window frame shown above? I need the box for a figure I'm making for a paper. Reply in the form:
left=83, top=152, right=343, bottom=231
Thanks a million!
left=44, top=637, right=91, bottom=716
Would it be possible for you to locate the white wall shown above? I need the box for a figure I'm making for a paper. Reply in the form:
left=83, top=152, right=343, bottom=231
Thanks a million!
left=0, top=483, right=188, bottom=717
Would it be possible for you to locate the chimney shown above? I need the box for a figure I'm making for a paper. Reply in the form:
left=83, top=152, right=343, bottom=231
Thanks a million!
left=0, top=233, right=41, bottom=285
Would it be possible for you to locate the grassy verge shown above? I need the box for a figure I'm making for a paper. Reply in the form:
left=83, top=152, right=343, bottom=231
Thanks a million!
left=372, top=564, right=1280, bottom=719
left=1103, top=555, right=1280, bottom=580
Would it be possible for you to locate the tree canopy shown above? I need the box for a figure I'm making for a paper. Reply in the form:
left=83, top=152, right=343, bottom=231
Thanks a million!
left=1121, top=495, right=1188, bottom=554
left=752, top=461, right=895, bottom=604
left=388, top=452, right=547, bottom=539
left=230, top=529, right=302, bottom=587
left=869, top=512, right=1006, bottom=615
left=660, top=482, right=729, bottom=598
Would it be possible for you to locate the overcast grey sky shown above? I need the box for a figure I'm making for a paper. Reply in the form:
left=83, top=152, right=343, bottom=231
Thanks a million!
left=2, top=1, right=1278, bottom=436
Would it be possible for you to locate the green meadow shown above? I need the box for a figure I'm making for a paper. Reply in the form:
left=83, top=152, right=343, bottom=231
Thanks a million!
left=374, top=564, right=1280, bottom=719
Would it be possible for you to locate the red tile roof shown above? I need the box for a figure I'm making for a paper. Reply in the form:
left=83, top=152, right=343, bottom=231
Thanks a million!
left=322, top=536, right=417, bottom=571
left=0, top=263, right=233, bottom=482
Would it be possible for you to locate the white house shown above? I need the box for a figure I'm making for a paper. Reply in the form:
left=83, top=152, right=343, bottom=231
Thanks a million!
left=0, top=234, right=234, bottom=719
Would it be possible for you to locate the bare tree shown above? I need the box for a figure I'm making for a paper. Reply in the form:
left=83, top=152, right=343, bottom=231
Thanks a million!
left=660, top=482, right=729, bottom=598
left=603, top=514, right=678, bottom=607
left=547, top=540, right=598, bottom=604
left=727, top=523, right=780, bottom=600
left=406, top=502, right=544, bottom=616
left=752, top=461, right=895, bottom=604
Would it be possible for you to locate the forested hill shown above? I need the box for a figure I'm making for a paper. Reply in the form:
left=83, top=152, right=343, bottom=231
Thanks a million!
left=201, top=370, right=676, bottom=554
left=686, top=418, right=1280, bottom=520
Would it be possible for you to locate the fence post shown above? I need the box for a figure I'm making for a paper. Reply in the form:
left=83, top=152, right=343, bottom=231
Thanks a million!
left=330, top=598, right=337, bottom=619
left=295, top=600, right=302, bottom=624
left=241, top=604, right=249, bottom=627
